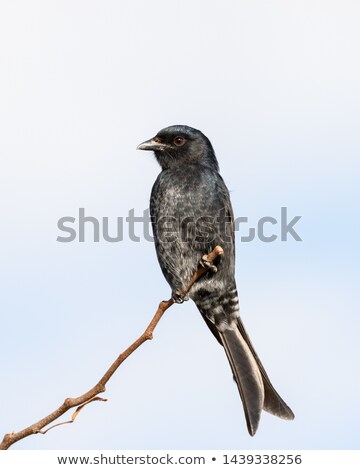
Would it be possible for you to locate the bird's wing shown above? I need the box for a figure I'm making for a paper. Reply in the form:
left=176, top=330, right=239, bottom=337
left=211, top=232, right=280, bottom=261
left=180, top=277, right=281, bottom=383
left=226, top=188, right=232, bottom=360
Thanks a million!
left=150, top=167, right=235, bottom=292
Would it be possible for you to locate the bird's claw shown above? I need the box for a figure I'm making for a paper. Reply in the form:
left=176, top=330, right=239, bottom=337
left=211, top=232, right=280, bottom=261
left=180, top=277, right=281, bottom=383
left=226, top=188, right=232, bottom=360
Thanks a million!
left=200, top=253, right=218, bottom=273
left=172, top=291, right=189, bottom=304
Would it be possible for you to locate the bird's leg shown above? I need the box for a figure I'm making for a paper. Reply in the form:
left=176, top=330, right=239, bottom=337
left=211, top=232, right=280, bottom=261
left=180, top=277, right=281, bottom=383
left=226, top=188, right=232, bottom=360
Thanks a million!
left=172, top=290, right=190, bottom=304
left=200, top=253, right=218, bottom=273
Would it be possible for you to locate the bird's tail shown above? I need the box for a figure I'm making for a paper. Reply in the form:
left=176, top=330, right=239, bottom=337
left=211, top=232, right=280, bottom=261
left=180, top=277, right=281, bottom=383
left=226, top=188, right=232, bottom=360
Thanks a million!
left=235, top=317, right=295, bottom=422
left=219, top=318, right=294, bottom=436
left=219, top=326, right=264, bottom=436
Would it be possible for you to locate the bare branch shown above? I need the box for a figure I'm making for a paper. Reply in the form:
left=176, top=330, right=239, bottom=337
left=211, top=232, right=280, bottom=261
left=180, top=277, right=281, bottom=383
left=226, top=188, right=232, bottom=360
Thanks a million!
left=37, top=397, right=108, bottom=435
left=0, top=245, right=223, bottom=450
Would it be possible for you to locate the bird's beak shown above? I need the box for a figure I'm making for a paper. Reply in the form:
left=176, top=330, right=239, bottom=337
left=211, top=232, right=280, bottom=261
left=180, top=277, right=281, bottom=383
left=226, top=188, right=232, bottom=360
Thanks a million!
left=137, top=137, right=167, bottom=151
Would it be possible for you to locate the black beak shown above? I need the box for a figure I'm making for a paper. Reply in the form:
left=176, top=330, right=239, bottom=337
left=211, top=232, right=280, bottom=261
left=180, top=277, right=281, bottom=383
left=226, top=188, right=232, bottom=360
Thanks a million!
left=137, top=137, right=167, bottom=151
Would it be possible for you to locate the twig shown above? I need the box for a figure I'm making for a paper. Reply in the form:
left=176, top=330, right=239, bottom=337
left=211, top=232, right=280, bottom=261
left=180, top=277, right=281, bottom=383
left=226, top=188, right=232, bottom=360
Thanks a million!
left=0, top=245, right=224, bottom=450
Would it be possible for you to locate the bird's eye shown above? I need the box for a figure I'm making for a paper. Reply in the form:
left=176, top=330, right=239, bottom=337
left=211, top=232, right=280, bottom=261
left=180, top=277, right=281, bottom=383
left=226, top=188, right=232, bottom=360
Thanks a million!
left=174, top=136, right=185, bottom=146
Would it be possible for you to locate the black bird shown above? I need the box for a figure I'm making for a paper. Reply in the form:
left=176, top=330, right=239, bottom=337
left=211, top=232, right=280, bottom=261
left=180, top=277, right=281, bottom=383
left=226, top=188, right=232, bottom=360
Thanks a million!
left=137, top=125, right=294, bottom=435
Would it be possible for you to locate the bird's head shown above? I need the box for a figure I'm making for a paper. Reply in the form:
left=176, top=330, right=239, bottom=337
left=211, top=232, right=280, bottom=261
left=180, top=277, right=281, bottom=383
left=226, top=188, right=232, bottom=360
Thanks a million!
left=137, top=125, right=219, bottom=172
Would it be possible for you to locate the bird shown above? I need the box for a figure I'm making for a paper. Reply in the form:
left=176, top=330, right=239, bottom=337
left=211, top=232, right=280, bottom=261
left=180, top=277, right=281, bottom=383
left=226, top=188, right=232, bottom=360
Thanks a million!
left=137, top=125, right=294, bottom=436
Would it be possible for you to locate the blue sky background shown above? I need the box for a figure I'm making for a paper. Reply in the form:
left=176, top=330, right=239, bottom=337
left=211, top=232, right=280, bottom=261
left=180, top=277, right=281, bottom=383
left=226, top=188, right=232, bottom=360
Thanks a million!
left=0, top=0, right=359, bottom=450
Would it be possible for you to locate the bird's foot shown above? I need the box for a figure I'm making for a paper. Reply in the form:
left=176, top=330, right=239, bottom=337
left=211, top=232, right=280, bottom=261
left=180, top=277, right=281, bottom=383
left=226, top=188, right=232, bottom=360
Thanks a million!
left=200, top=253, right=218, bottom=273
left=172, top=291, right=189, bottom=304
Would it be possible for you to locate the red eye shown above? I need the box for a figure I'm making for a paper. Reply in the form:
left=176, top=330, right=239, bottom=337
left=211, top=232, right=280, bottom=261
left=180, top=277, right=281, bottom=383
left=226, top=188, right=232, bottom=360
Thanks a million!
left=174, top=136, right=185, bottom=146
